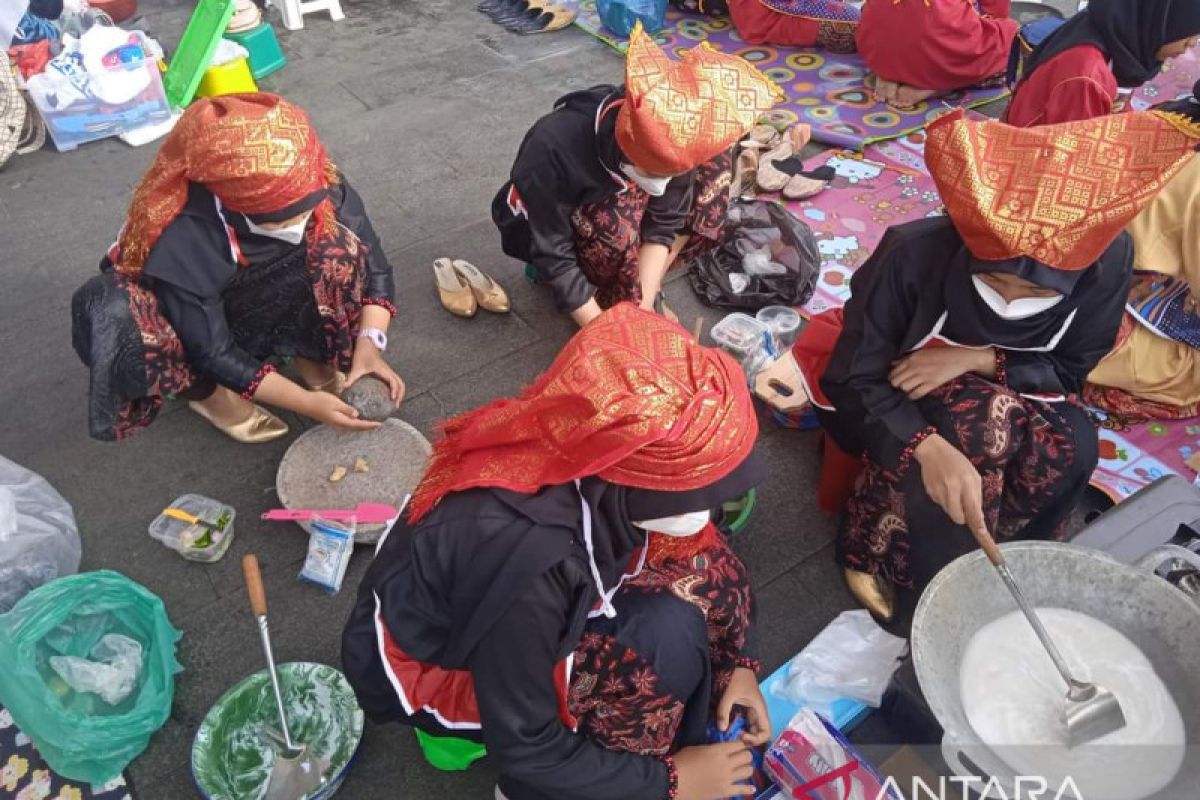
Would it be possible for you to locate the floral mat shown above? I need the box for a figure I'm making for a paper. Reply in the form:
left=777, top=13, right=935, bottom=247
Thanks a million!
left=0, top=705, right=133, bottom=800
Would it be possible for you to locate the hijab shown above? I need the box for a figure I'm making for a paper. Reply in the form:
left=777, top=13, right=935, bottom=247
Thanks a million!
left=1026, top=0, right=1200, bottom=87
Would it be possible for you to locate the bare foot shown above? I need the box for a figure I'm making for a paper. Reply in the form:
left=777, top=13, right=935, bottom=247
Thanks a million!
left=892, top=83, right=940, bottom=109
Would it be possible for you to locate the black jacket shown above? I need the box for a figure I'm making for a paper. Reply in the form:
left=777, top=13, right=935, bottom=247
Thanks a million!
left=114, top=178, right=393, bottom=394
left=492, top=86, right=694, bottom=313
left=342, top=480, right=671, bottom=800
left=819, top=217, right=1131, bottom=470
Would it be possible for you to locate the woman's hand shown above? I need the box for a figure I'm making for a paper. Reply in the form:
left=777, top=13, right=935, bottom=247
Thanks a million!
left=570, top=298, right=603, bottom=327
left=347, top=337, right=406, bottom=405
left=304, top=390, right=380, bottom=432
left=889, top=347, right=994, bottom=400
left=716, top=667, right=772, bottom=746
left=675, top=741, right=756, bottom=800
left=914, top=434, right=987, bottom=535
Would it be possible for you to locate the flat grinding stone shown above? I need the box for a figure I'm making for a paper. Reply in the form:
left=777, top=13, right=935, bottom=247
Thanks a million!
left=343, top=375, right=397, bottom=422
left=276, top=418, right=432, bottom=544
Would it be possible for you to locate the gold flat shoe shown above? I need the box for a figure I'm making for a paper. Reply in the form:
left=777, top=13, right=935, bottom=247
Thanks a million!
left=306, top=370, right=347, bottom=396
left=433, top=257, right=478, bottom=317
left=452, top=259, right=510, bottom=313
left=188, top=401, right=289, bottom=444
left=843, top=567, right=896, bottom=623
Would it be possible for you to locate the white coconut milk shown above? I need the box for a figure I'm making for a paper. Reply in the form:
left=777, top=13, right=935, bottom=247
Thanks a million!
left=959, top=608, right=1185, bottom=800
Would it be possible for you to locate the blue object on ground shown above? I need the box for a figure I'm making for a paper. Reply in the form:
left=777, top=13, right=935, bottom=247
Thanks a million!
left=595, top=0, right=667, bottom=36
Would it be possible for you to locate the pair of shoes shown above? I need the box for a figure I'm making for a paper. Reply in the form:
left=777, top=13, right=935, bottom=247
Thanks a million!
left=479, top=0, right=575, bottom=33
left=434, top=258, right=510, bottom=318
left=843, top=567, right=896, bottom=623
left=757, top=142, right=832, bottom=199
left=189, top=400, right=289, bottom=444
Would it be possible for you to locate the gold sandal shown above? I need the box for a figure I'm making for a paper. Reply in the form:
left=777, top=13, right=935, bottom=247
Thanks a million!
left=188, top=401, right=289, bottom=444
left=451, top=259, right=510, bottom=313
left=843, top=567, right=896, bottom=623
left=434, top=257, right=478, bottom=317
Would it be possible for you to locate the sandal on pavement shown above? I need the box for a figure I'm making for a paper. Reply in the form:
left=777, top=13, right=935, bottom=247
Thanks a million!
left=434, top=257, right=478, bottom=318
left=451, top=259, right=510, bottom=313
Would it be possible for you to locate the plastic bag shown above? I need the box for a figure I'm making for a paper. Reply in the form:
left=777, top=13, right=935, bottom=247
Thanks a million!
left=50, top=633, right=144, bottom=705
left=772, top=610, right=907, bottom=714
left=0, top=455, right=81, bottom=613
left=299, top=517, right=355, bottom=594
left=765, top=709, right=901, bottom=800
left=0, top=571, right=183, bottom=784
left=596, top=0, right=667, bottom=36
left=688, top=200, right=819, bottom=311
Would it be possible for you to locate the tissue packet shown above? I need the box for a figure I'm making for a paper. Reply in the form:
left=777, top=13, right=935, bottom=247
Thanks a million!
left=764, top=709, right=899, bottom=800
left=299, top=517, right=354, bottom=594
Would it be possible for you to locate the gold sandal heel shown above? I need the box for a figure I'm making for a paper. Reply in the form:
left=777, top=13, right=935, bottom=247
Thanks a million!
left=843, top=567, right=896, bottom=623
left=188, top=401, right=289, bottom=444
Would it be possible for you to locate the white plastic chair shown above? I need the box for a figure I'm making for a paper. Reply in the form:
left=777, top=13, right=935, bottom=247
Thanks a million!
left=272, top=0, right=345, bottom=31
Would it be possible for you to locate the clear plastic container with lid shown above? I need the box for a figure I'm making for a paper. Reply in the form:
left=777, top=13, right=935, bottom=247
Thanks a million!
left=710, top=313, right=774, bottom=378
left=148, top=494, right=235, bottom=563
left=756, top=305, right=802, bottom=354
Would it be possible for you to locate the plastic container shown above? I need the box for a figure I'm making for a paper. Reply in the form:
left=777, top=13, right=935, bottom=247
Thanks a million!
left=756, top=306, right=802, bottom=354
left=148, top=494, right=235, bottom=563
left=32, top=32, right=172, bottom=152
left=223, top=23, right=287, bottom=80
left=711, top=313, right=773, bottom=378
left=195, top=56, right=258, bottom=98
left=415, top=729, right=487, bottom=772
left=596, top=0, right=668, bottom=37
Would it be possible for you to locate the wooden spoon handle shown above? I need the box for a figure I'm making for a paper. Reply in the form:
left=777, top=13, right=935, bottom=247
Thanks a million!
left=968, top=522, right=1005, bottom=567
left=243, top=554, right=268, bottom=617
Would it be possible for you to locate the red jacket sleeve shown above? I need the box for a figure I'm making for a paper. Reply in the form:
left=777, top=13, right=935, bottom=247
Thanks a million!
left=1005, top=45, right=1117, bottom=127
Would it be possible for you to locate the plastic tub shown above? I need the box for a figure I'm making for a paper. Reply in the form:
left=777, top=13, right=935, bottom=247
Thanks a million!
left=756, top=305, right=802, bottom=354
left=195, top=56, right=258, bottom=98
left=148, top=494, right=235, bottom=563
left=31, top=32, right=171, bottom=151
left=710, top=313, right=773, bottom=378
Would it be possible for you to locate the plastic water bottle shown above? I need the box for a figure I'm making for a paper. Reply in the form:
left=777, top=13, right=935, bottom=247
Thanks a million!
left=596, top=0, right=668, bottom=37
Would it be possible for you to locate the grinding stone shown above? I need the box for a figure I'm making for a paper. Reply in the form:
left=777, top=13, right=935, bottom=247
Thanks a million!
left=343, top=375, right=397, bottom=422
left=276, top=418, right=432, bottom=544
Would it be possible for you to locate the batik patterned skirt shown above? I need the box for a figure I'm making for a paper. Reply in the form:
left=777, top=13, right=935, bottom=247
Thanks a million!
left=838, top=374, right=1097, bottom=591
left=570, top=151, right=733, bottom=308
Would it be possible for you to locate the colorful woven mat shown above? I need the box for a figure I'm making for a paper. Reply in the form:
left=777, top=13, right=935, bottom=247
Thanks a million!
left=559, top=0, right=1009, bottom=149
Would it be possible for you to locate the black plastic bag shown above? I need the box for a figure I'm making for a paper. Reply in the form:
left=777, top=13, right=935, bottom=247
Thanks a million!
left=687, top=200, right=819, bottom=311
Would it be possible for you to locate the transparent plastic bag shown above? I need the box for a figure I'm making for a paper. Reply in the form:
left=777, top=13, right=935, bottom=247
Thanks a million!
left=50, top=633, right=144, bottom=705
left=0, top=571, right=182, bottom=783
left=772, top=610, right=908, bottom=714
left=299, top=517, right=355, bottom=594
left=0, top=454, right=82, bottom=612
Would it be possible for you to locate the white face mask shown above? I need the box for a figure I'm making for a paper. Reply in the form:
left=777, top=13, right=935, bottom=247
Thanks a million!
left=245, top=212, right=312, bottom=245
left=620, top=163, right=673, bottom=197
left=972, top=275, right=1064, bottom=320
left=633, top=509, right=711, bottom=538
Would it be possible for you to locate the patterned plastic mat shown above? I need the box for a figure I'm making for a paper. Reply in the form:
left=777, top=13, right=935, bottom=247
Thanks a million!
left=557, top=0, right=1009, bottom=149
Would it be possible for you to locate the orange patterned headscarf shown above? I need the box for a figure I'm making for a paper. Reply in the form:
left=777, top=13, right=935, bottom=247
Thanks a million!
left=408, top=303, right=758, bottom=522
left=115, top=93, right=338, bottom=275
left=925, top=108, right=1200, bottom=270
left=616, top=22, right=782, bottom=176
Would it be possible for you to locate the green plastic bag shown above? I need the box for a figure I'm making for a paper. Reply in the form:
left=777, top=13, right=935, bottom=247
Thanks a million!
left=0, top=571, right=183, bottom=783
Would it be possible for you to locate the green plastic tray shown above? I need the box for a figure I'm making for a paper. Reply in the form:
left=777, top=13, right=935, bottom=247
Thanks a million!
left=163, top=0, right=237, bottom=109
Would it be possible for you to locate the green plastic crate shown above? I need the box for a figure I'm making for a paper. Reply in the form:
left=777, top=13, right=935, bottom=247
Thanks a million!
left=163, top=0, right=237, bottom=109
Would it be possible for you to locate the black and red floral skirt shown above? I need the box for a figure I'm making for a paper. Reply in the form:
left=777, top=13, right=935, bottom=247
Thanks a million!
left=838, top=374, right=1098, bottom=591
left=71, top=224, right=370, bottom=441
left=570, top=151, right=733, bottom=308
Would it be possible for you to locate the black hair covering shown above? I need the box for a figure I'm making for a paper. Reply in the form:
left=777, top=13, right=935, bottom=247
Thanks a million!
left=1026, top=0, right=1200, bottom=87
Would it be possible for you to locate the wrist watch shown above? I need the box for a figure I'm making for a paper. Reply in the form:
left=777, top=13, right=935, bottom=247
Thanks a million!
left=358, top=327, right=388, bottom=352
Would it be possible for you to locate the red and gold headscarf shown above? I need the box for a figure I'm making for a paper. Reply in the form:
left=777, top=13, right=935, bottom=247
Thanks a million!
left=408, top=303, right=758, bottom=522
left=616, top=22, right=782, bottom=176
left=925, top=107, right=1200, bottom=270
left=115, top=93, right=338, bottom=275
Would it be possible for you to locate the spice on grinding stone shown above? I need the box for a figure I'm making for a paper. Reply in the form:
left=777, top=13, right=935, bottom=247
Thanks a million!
left=343, top=375, right=396, bottom=422
left=328, top=465, right=348, bottom=483
left=354, top=457, right=370, bottom=474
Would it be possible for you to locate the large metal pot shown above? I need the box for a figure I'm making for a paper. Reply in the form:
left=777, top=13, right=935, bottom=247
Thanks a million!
left=912, top=541, right=1200, bottom=799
